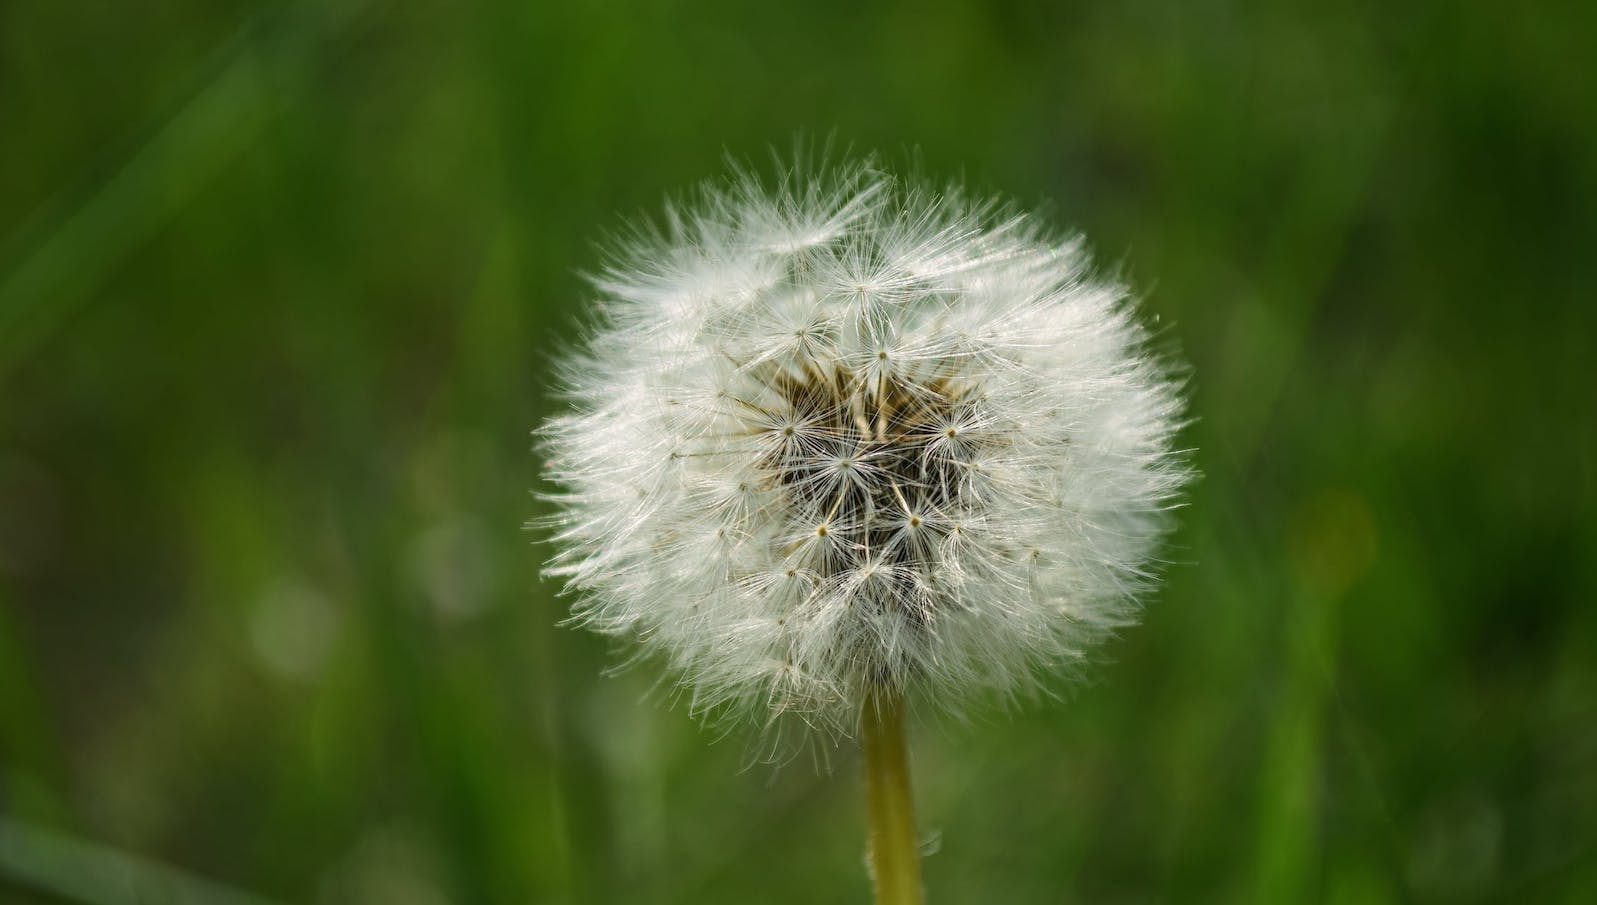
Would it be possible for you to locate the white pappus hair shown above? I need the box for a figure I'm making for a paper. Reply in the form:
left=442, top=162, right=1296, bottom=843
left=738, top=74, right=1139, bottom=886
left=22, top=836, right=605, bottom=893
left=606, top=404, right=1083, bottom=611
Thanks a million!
left=540, top=157, right=1190, bottom=740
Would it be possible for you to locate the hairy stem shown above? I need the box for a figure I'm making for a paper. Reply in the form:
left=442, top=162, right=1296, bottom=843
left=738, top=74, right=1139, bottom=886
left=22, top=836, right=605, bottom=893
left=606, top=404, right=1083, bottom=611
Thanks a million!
left=862, top=686, right=924, bottom=905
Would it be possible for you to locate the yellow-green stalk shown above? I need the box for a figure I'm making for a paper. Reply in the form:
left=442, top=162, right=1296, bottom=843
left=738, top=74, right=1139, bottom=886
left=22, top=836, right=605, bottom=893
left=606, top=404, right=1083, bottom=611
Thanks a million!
left=862, top=687, right=923, bottom=905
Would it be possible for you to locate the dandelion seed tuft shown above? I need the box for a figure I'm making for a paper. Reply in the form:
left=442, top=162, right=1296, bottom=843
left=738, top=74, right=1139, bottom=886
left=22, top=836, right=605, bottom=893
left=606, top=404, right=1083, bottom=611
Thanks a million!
left=541, top=156, right=1190, bottom=739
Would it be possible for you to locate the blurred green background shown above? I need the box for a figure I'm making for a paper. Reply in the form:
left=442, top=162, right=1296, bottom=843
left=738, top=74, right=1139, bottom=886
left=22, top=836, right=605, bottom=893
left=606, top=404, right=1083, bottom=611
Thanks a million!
left=2, top=1, right=1594, bottom=903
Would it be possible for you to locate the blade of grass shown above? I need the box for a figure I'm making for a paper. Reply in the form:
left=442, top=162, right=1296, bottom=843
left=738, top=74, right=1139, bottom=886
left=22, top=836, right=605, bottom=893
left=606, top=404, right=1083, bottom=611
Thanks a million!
left=0, top=818, right=284, bottom=905
left=0, top=0, right=372, bottom=387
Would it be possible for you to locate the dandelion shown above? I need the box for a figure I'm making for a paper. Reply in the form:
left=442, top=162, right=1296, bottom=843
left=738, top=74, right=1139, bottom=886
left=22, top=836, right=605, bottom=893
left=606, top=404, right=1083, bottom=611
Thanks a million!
left=540, top=155, right=1190, bottom=903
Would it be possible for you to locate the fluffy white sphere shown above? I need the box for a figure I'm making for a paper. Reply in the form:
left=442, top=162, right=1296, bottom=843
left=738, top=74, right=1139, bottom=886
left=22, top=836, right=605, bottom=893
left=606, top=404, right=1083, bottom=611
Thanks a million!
left=542, top=159, right=1189, bottom=737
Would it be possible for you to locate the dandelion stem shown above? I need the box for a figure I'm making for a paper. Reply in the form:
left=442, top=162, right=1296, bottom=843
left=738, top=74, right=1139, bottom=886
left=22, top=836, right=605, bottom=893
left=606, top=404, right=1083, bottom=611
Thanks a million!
left=862, top=685, right=924, bottom=905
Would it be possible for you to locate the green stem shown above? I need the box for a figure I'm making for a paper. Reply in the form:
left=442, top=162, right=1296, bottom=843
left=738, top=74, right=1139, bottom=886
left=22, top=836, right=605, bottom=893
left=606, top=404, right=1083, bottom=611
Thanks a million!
left=861, top=686, right=924, bottom=905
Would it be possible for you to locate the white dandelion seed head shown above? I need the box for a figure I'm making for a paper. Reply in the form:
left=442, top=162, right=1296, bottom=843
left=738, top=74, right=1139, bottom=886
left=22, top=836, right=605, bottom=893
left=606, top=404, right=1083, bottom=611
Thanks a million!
left=541, top=156, right=1191, bottom=739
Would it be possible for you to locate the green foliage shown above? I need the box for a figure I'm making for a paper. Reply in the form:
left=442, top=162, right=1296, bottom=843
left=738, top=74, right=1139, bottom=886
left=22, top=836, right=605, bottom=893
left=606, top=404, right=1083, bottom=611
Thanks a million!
left=2, top=1, right=1593, bottom=902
